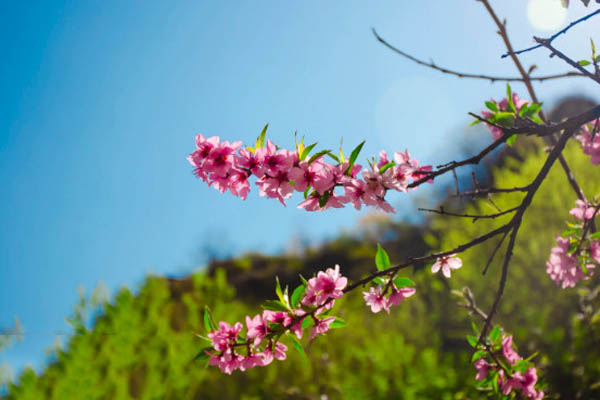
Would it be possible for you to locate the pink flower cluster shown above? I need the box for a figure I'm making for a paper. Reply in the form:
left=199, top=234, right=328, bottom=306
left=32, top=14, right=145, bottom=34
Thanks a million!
left=481, top=93, right=527, bottom=140
left=546, top=200, right=599, bottom=288
left=431, top=255, right=462, bottom=278
left=577, top=119, right=600, bottom=165
left=205, top=265, right=347, bottom=374
left=363, top=284, right=416, bottom=314
left=188, top=134, right=432, bottom=213
left=474, top=335, right=543, bottom=399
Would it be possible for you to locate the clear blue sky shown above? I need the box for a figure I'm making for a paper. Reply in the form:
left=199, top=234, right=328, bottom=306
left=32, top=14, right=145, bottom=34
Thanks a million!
left=1, top=0, right=598, bottom=377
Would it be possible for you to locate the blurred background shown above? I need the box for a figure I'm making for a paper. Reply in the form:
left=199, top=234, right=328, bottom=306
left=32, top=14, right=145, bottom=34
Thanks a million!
left=1, top=0, right=599, bottom=398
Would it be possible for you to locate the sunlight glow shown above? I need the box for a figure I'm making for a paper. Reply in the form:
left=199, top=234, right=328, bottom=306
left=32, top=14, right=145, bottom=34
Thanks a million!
left=527, top=0, right=568, bottom=31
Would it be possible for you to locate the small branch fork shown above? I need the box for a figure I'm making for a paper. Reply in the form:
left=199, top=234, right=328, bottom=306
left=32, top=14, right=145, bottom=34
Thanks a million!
left=371, top=28, right=583, bottom=83
left=534, top=37, right=600, bottom=85
left=418, top=206, right=519, bottom=222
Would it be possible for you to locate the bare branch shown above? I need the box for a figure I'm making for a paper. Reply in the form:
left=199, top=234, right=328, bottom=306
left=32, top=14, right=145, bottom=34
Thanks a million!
left=371, top=28, right=584, bottom=82
left=418, top=206, right=519, bottom=221
left=534, top=37, right=600, bottom=85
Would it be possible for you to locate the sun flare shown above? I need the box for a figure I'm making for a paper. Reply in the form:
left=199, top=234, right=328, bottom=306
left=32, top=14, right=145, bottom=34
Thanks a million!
left=527, top=0, right=568, bottom=31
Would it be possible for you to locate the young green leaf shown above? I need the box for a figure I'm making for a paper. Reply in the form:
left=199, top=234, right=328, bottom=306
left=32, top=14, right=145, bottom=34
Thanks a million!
left=375, top=244, right=391, bottom=271
left=330, top=317, right=347, bottom=329
left=301, top=317, right=313, bottom=329
left=299, top=274, right=308, bottom=287
left=589, top=232, right=600, bottom=239
left=466, top=335, right=478, bottom=347
left=339, top=138, right=345, bottom=163
left=506, top=134, right=517, bottom=146
left=578, top=59, right=591, bottom=66
left=291, top=285, right=306, bottom=308
left=262, top=300, right=290, bottom=312
left=288, top=335, right=306, bottom=357
left=506, top=83, right=516, bottom=112
left=489, top=326, right=501, bottom=343
left=485, top=101, right=499, bottom=112
left=275, top=276, right=284, bottom=303
left=258, top=124, right=268, bottom=148
left=471, top=349, right=487, bottom=362
left=393, top=277, right=415, bottom=288
left=345, top=140, right=365, bottom=176
left=194, top=347, right=212, bottom=361
left=378, top=161, right=395, bottom=174
left=204, top=306, right=218, bottom=333
left=300, top=142, right=318, bottom=161
left=326, top=152, right=340, bottom=163
left=308, top=149, right=332, bottom=165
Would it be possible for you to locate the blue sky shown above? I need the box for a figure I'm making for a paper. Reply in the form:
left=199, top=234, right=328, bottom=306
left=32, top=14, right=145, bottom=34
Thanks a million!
left=1, top=0, right=598, bottom=378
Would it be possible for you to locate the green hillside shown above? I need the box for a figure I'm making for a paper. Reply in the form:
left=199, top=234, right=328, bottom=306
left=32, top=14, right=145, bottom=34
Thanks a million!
left=5, top=133, right=600, bottom=399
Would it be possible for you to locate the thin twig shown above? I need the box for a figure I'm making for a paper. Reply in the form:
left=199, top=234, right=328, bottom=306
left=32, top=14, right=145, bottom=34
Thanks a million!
left=503, top=8, right=600, bottom=58
left=371, top=28, right=584, bottom=82
left=534, top=37, right=600, bottom=85
left=418, top=206, right=519, bottom=221
left=482, top=229, right=510, bottom=276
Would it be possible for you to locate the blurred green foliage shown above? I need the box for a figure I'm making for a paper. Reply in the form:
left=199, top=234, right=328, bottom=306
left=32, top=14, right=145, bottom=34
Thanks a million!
left=5, top=136, right=600, bottom=399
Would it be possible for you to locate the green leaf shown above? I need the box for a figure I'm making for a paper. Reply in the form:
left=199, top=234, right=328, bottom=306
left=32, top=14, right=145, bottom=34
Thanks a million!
left=595, top=55, right=600, bottom=63
left=258, top=124, right=268, bottom=148
left=345, top=140, right=365, bottom=176
left=393, top=277, right=415, bottom=288
left=339, top=138, right=345, bottom=163
left=326, top=152, right=340, bottom=163
left=318, top=191, right=330, bottom=208
left=303, top=187, right=311, bottom=199
left=329, top=317, right=347, bottom=329
left=591, top=38, right=596, bottom=59
left=308, top=149, right=332, bottom=165
left=291, top=285, right=306, bottom=309
left=194, top=347, right=212, bottom=361
left=469, top=118, right=482, bottom=126
left=578, top=59, right=591, bottom=66
left=275, top=277, right=284, bottom=303
left=506, top=134, right=517, bottom=147
left=522, top=102, right=542, bottom=118
left=204, top=307, right=217, bottom=333
left=262, top=300, right=289, bottom=312
left=471, top=321, right=479, bottom=336
left=378, top=161, right=395, bottom=174
left=485, top=101, right=499, bottom=112
left=491, top=371, right=499, bottom=393
left=518, top=102, right=530, bottom=116
left=471, top=350, right=487, bottom=362
left=492, top=112, right=515, bottom=127
left=299, top=274, right=308, bottom=287
left=288, top=335, right=306, bottom=357
left=506, top=83, right=516, bottom=113
left=466, top=335, right=478, bottom=347
left=489, top=326, right=501, bottom=343
left=375, top=244, right=391, bottom=271
left=373, top=277, right=385, bottom=285
left=589, top=232, right=600, bottom=239
left=300, top=142, right=318, bottom=161
left=301, top=317, right=313, bottom=329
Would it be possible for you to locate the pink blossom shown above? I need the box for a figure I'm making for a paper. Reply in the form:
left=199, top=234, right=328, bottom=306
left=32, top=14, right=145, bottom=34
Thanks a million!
left=363, top=286, right=390, bottom=313
left=501, top=335, right=522, bottom=365
left=203, top=140, right=242, bottom=177
left=501, top=371, right=524, bottom=395
left=255, top=140, right=295, bottom=176
left=546, top=236, right=595, bottom=288
left=237, top=147, right=264, bottom=178
left=473, top=358, right=489, bottom=381
left=288, top=160, right=334, bottom=194
left=239, top=353, right=264, bottom=371
left=431, top=255, right=462, bottom=278
left=308, top=316, right=335, bottom=341
left=245, top=314, right=268, bottom=346
left=577, top=119, right=600, bottom=165
left=388, top=286, right=416, bottom=306
left=208, top=321, right=243, bottom=351
left=228, top=168, right=251, bottom=200
left=209, top=349, right=243, bottom=375
left=263, top=342, right=288, bottom=363
left=521, top=367, right=542, bottom=399
left=262, top=310, right=292, bottom=327
left=590, top=240, right=600, bottom=264
left=569, top=199, right=597, bottom=221
left=314, top=264, right=347, bottom=301
left=482, top=93, right=528, bottom=140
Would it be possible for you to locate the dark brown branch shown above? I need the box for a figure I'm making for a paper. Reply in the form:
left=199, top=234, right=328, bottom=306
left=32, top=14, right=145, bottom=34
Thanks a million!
left=534, top=37, right=600, bottom=85
left=478, top=0, right=590, bottom=205
left=482, top=229, right=510, bottom=276
left=344, top=222, right=511, bottom=293
left=479, top=127, right=576, bottom=343
left=371, top=28, right=584, bottom=83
